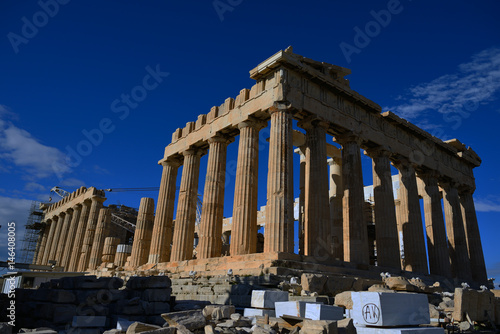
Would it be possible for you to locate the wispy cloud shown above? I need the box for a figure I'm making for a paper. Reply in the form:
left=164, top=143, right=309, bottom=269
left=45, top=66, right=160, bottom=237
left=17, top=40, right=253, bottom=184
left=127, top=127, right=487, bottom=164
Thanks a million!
left=386, top=48, right=500, bottom=120
left=24, top=182, right=46, bottom=192
left=0, top=106, right=71, bottom=179
left=475, top=197, right=500, bottom=212
left=0, top=196, right=33, bottom=259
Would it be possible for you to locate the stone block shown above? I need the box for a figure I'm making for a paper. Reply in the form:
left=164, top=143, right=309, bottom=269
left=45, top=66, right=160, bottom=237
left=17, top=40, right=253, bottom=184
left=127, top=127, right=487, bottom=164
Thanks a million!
left=195, top=114, right=206, bottom=130
left=453, top=288, right=495, bottom=322
left=142, top=289, right=172, bottom=302
left=301, top=273, right=328, bottom=294
left=53, top=304, right=77, bottom=324
left=352, top=278, right=384, bottom=291
left=161, top=310, right=206, bottom=330
left=126, top=276, right=172, bottom=290
left=142, top=301, right=171, bottom=315
left=334, top=291, right=353, bottom=309
left=72, top=316, right=107, bottom=328
left=251, top=290, right=289, bottom=309
left=305, top=304, right=344, bottom=321
left=50, top=289, right=76, bottom=304
left=142, top=328, right=177, bottom=334
left=289, top=296, right=331, bottom=304
left=202, top=305, right=235, bottom=320
left=325, top=276, right=355, bottom=296
left=354, top=327, right=444, bottom=334
left=351, top=292, right=430, bottom=327
left=301, top=319, right=337, bottom=334
left=126, top=322, right=161, bottom=334
left=117, top=318, right=136, bottom=331
left=80, top=277, right=123, bottom=289
left=275, top=301, right=321, bottom=318
left=243, top=308, right=276, bottom=318
left=385, top=277, right=416, bottom=292
left=337, top=318, right=355, bottom=334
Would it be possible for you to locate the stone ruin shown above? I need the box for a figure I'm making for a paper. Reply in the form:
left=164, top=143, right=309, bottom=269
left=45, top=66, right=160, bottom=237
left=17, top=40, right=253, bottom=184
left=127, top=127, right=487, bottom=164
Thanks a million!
left=20, top=48, right=500, bottom=332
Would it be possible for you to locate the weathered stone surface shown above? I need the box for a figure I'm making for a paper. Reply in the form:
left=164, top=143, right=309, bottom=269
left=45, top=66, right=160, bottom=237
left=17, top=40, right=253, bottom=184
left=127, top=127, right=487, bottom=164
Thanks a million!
left=351, top=292, right=430, bottom=327
left=126, top=276, right=172, bottom=289
left=337, top=318, right=355, bottom=334
left=301, top=319, right=338, bottom=334
left=367, top=284, right=394, bottom=293
left=161, top=310, right=206, bottom=330
left=141, top=289, right=172, bottom=302
left=275, top=301, right=320, bottom=318
left=301, top=273, right=328, bottom=294
left=384, top=277, right=416, bottom=292
left=126, top=322, right=161, bottom=334
left=352, top=278, right=384, bottom=291
left=142, top=328, right=177, bottom=334
left=305, top=304, right=344, bottom=321
left=243, top=308, right=276, bottom=317
left=251, top=290, right=288, bottom=309
left=72, top=316, right=107, bottom=328
left=325, top=277, right=355, bottom=296
left=453, top=288, right=495, bottom=322
left=334, top=291, right=353, bottom=309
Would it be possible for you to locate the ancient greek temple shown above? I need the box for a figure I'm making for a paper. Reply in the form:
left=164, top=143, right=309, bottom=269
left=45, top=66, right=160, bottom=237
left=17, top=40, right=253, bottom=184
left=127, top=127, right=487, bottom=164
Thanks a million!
left=35, top=48, right=488, bottom=285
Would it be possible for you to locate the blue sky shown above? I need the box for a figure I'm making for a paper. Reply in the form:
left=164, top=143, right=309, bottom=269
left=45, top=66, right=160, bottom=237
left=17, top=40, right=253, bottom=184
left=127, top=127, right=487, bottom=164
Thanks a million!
left=1, top=0, right=499, bottom=284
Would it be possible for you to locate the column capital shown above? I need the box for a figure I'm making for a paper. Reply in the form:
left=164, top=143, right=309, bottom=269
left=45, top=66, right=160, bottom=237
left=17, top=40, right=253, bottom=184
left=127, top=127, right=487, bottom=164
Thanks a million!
left=72, top=203, right=83, bottom=211
left=238, top=118, right=267, bottom=131
left=208, top=134, right=233, bottom=145
left=267, top=105, right=292, bottom=116
left=59, top=212, right=66, bottom=218
left=66, top=207, right=74, bottom=215
left=458, top=184, right=475, bottom=195
left=415, top=168, right=440, bottom=181
left=437, top=177, right=458, bottom=190
left=391, top=155, right=417, bottom=169
left=161, top=157, right=182, bottom=168
left=364, top=145, right=392, bottom=158
left=334, top=131, right=363, bottom=146
left=182, top=147, right=206, bottom=157
left=327, top=156, right=342, bottom=166
left=297, top=117, right=329, bottom=131
left=91, top=196, right=106, bottom=204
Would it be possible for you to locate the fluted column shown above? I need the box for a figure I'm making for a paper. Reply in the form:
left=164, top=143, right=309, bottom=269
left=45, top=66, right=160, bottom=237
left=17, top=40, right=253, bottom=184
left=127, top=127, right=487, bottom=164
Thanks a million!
left=230, top=120, right=266, bottom=256
left=327, top=157, right=343, bottom=259
left=41, top=218, right=56, bottom=265
left=88, top=208, right=111, bottom=271
left=60, top=204, right=82, bottom=270
left=441, top=180, right=472, bottom=281
left=418, top=171, right=451, bottom=278
left=130, top=198, right=155, bottom=267
left=171, top=149, right=203, bottom=261
left=365, top=147, right=400, bottom=268
left=198, top=135, right=229, bottom=259
left=265, top=108, right=294, bottom=253
left=77, top=197, right=105, bottom=272
left=55, top=209, right=73, bottom=266
left=149, top=158, right=181, bottom=264
left=394, top=158, right=428, bottom=273
left=36, top=223, right=50, bottom=265
left=336, top=133, right=369, bottom=265
left=102, top=237, right=120, bottom=263
left=459, top=187, right=487, bottom=283
left=47, top=214, right=65, bottom=264
left=67, top=200, right=91, bottom=271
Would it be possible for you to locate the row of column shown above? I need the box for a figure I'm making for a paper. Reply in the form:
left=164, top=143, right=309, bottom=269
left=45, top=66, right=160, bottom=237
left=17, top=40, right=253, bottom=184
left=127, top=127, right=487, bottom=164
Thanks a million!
left=146, top=108, right=486, bottom=283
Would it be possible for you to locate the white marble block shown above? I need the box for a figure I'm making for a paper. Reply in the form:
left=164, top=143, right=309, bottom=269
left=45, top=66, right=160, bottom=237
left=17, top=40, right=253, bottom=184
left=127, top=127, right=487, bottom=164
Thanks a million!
left=275, top=301, right=322, bottom=318
left=251, top=290, right=289, bottom=308
left=305, top=303, right=344, bottom=320
left=355, top=326, right=445, bottom=334
left=352, top=292, right=430, bottom=327
left=244, top=308, right=276, bottom=317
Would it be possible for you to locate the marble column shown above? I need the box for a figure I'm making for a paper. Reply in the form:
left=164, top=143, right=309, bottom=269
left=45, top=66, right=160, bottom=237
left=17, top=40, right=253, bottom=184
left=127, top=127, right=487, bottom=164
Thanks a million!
left=299, top=119, right=330, bottom=258
left=328, top=156, right=343, bottom=260
left=130, top=198, right=155, bottom=267
left=88, top=208, right=111, bottom=271
left=36, top=223, right=50, bottom=265
left=41, top=218, right=56, bottom=265
left=149, top=158, right=181, bottom=264
left=418, top=171, right=452, bottom=278
left=55, top=209, right=73, bottom=265
left=296, top=148, right=306, bottom=256
left=102, top=237, right=120, bottom=263
left=459, top=187, right=487, bottom=283
left=441, top=180, right=472, bottom=281
left=67, top=200, right=91, bottom=272
left=170, top=149, right=203, bottom=261
left=47, top=213, right=66, bottom=264
left=60, top=204, right=82, bottom=270
left=337, top=133, right=369, bottom=265
left=394, top=158, right=428, bottom=274
left=265, top=108, right=294, bottom=253
left=365, top=147, right=400, bottom=268
left=77, top=197, right=105, bottom=272
left=198, top=135, right=229, bottom=259
left=230, top=119, right=265, bottom=256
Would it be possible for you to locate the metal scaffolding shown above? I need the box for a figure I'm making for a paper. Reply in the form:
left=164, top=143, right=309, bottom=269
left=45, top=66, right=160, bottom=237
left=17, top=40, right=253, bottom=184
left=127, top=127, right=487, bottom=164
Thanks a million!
left=19, top=201, right=44, bottom=264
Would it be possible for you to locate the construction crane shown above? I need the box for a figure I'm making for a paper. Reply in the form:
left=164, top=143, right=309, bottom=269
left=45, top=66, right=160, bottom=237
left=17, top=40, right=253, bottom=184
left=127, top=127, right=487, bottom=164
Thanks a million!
left=48, top=186, right=70, bottom=202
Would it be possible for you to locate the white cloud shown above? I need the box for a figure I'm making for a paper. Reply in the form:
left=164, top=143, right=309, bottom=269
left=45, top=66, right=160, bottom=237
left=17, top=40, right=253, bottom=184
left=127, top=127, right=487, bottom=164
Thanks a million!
left=386, top=48, right=500, bottom=120
left=0, top=109, right=71, bottom=179
left=475, top=197, right=500, bottom=212
left=24, top=182, right=47, bottom=192
left=59, top=178, right=86, bottom=188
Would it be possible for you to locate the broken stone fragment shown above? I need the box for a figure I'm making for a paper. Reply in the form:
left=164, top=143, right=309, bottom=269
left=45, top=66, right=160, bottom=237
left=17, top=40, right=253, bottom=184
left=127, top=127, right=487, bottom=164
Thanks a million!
left=334, top=291, right=353, bottom=309
left=161, top=310, right=207, bottom=331
left=126, top=322, right=161, bottom=334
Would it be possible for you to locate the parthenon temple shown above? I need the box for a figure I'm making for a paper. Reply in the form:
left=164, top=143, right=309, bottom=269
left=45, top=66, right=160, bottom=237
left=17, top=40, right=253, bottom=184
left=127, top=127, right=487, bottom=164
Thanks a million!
left=34, top=48, right=488, bottom=285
